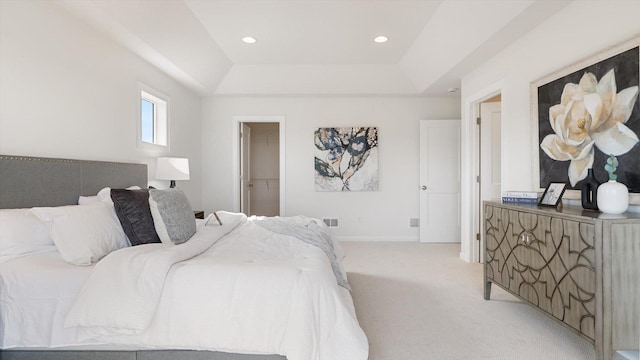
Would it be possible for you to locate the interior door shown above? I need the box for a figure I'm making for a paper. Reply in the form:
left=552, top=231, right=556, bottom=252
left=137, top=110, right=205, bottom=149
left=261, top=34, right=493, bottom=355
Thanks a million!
left=419, top=120, right=461, bottom=243
left=480, top=102, right=502, bottom=202
left=240, top=123, right=251, bottom=215
left=478, top=101, right=501, bottom=261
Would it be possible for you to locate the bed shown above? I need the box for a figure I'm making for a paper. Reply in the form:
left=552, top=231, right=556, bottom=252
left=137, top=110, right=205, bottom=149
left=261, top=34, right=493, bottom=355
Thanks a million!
left=0, top=155, right=368, bottom=360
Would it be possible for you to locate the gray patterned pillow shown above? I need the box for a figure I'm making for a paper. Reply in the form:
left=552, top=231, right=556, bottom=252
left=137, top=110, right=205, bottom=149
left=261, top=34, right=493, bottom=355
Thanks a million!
left=148, top=189, right=196, bottom=245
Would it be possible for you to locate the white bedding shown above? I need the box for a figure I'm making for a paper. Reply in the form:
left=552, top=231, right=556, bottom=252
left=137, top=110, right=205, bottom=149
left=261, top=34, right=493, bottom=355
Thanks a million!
left=0, top=252, right=93, bottom=347
left=1, top=212, right=368, bottom=360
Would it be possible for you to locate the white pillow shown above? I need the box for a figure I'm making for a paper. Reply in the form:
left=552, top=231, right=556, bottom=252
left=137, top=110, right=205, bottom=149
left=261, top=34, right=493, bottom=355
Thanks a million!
left=97, top=187, right=113, bottom=204
left=0, top=208, right=56, bottom=263
left=78, top=195, right=100, bottom=205
left=30, top=202, right=129, bottom=265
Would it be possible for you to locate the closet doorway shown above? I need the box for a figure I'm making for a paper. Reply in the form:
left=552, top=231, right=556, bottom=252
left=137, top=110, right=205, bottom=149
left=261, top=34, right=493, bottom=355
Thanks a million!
left=232, top=116, right=286, bottom=217
left=241, top=122, right=280, bottom=216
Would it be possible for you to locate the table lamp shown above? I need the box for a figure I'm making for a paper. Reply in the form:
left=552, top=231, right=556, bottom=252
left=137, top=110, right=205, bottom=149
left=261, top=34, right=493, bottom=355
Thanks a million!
left=156, top=157, right=190, bottom=188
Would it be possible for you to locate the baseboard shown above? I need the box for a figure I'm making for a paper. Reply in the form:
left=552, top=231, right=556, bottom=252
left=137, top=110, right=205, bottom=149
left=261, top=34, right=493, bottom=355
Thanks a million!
left=459, top=250, right=473, bottom=263
left=335, top=236, right=419, bottom=242
left=0, top=350, right=284, bottom=360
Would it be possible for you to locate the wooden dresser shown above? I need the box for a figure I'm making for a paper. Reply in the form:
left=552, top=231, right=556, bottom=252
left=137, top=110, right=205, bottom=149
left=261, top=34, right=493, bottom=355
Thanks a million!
left=483, top=201, right=640, bottom=360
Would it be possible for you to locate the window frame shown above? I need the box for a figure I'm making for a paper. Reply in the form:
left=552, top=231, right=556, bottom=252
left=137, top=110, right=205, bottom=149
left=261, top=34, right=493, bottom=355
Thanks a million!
left=137, top=83, right=169, bottom=151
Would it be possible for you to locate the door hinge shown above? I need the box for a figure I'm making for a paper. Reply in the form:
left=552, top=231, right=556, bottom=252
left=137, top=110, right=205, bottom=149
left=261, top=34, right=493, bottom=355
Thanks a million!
left=476, top=233, right=481, bottom=241
left=476, top=117, right=481, bottom=125
left=476, top=175, right=481, bottom=183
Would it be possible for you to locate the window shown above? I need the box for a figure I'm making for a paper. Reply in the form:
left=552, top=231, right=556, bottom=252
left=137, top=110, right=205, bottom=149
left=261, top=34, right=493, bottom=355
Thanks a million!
left=141, top=98, right=155, bottom=143
left=140, top=88, right=168, bottom=147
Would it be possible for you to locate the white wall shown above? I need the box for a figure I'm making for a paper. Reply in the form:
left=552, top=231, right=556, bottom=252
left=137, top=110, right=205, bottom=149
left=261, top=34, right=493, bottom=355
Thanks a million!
left=463, top=0, right=640, bottom=192
left=0, top=1, right=203, bottom=207
left=459, top=0, right=640, bottom=261
left=202, top=96, right=460, bottom=241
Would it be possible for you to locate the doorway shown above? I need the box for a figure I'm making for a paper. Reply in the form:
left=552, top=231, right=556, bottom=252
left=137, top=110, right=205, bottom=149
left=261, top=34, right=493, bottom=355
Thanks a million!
left=241, top=122, right=280, bottom=216
left=232, top=116, right=286, bottom=216
left=476, top=96, right=502, bottom=262
left=460, top=82, right=504, bottom=263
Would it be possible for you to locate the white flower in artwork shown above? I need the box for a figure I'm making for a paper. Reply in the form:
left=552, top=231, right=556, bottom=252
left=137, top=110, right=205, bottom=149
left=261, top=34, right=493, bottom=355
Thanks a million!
left=541, top=69, right=639, bottom=186
left=585, top=69, right=639, bottom=155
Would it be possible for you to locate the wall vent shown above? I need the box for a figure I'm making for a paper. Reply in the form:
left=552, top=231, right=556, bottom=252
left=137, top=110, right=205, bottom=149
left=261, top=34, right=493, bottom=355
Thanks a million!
left=323, top=218, right=339, bottom=228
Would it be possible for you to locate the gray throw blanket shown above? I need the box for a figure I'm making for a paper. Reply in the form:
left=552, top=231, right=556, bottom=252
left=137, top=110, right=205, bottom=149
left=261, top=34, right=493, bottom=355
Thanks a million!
left=254, top=216, right=350, bottom=290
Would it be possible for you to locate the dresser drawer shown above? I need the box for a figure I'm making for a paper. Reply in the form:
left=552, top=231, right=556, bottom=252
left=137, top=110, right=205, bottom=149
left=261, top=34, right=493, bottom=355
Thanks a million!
left=485, top=205, right=596, bottom=340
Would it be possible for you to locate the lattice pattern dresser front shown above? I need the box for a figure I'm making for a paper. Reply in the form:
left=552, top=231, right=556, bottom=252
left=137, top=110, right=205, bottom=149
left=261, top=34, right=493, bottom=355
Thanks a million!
left=483, top=202, right=640, bottom=360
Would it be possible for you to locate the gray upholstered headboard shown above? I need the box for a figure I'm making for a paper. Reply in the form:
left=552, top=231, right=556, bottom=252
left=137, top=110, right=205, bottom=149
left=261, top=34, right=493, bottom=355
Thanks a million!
left=0, top=155, right=147, bottom=209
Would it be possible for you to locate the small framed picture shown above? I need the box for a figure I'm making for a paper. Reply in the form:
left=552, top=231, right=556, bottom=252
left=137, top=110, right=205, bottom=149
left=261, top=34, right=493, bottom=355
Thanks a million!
left=539, top=182, right=567, bottom=207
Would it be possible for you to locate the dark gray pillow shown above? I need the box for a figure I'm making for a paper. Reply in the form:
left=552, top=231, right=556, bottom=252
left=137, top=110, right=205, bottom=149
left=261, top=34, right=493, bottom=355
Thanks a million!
left=110, top=189, right=161, bottom=246
left=148, top=189, right=196, bottom=245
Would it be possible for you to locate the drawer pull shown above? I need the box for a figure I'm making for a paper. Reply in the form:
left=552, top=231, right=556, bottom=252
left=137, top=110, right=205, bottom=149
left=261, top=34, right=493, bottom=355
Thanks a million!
left=520, top=232, right=533, bottom=246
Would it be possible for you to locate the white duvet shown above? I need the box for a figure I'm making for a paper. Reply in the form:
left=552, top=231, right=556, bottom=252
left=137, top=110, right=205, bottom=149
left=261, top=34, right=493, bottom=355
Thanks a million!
left=63, top=212, right=368, bottom=360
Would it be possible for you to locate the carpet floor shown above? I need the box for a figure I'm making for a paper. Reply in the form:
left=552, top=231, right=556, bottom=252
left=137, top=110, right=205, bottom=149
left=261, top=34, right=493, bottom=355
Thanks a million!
left=340, top=242, right=596, bottom=360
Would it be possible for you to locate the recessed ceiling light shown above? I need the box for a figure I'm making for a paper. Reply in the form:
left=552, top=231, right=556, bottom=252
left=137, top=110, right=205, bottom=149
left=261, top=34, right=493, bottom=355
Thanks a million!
left=242, top=36, right=256, bottom=44
left=374, top=35, right=388, bottom=43
left=448, top=87, right=459, bottom=93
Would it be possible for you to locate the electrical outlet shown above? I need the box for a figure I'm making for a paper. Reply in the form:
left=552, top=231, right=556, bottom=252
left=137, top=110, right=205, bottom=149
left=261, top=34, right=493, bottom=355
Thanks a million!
left=409, top=218, right=420, bottom=227
left=330, top=218, right=338, bottom=227
left=323, top=218, right=331, bottom=227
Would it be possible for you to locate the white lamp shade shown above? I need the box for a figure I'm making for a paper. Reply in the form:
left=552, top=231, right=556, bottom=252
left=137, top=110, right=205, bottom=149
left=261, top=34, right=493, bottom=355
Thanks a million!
left=156, top=157, right=190, bottom=181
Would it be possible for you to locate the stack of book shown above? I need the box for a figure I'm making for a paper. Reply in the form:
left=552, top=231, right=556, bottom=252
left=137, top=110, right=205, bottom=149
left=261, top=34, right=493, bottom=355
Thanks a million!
left=501, top=191, right=539, bottom=204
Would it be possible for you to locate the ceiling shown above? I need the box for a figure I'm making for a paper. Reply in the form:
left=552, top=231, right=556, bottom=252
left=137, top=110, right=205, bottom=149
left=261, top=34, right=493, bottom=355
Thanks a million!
left=55, top=0, right=573, bottom=97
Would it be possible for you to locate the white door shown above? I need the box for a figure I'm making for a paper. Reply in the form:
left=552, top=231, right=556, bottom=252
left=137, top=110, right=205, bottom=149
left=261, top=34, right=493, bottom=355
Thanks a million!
left=420, top=120, right=461, bottom=243
left=480, top=102, right=502, bottom=202
left=240, top=123, right=251, bottom=215
left=478, top=102, right=501, bottom=261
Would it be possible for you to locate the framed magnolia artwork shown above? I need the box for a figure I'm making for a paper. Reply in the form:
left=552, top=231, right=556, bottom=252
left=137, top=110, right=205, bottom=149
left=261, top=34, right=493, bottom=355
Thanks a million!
left=531, top=35, right=640, bottom=204
left=314, top=127, right=379, bottom=192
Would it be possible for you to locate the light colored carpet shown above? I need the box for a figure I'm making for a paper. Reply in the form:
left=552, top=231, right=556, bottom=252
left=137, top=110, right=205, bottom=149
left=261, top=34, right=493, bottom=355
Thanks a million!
left=341, top=242, right=596, bottom=360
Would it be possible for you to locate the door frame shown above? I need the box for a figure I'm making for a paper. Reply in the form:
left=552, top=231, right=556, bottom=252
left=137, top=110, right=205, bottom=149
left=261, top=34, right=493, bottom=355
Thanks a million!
left=240, top=123, right=251, bottom=215
left=232, top=116, right=286, bottom=216
left=460, top=80, right=504, bottom=263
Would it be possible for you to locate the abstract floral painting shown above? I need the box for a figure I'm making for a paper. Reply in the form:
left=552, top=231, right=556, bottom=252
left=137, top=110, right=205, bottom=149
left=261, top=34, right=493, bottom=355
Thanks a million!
left=314, top=127, right=378, bottom=191
left=536, top=44, right=640, bottom=193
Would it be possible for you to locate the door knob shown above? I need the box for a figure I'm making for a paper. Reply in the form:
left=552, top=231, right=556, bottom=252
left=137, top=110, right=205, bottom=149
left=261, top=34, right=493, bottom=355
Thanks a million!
left=421, top=186, right=427, bottom=190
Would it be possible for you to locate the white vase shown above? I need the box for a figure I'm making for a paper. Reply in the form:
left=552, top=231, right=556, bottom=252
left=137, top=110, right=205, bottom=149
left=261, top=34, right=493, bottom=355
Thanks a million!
left=597, top=180, right=629, bottom=214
